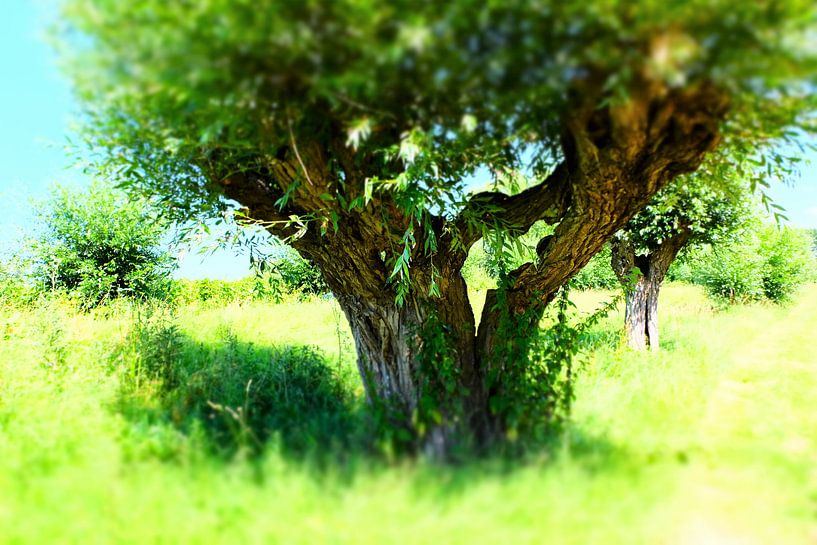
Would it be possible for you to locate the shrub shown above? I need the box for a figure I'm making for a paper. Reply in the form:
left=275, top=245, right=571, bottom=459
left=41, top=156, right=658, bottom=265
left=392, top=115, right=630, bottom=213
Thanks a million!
left=757, top=226, right=815, bottom=302
left=461, top=241, right=497, bottom=290
left=271, top=249, right=328, bottom=296
left=696, top=224, right=814, bottom=304
left=699, top=243, right=765, bottom=303
left=30, top=182, right=174, bottom=307
left=172, top=277, right=259, bottom=307
left=170, top=258, right=326, bottom=307
left=0, top=259, right=36, bottom=306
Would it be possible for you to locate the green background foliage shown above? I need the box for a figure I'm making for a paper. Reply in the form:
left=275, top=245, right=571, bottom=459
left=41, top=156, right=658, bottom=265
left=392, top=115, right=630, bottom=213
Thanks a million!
left=29, top=182, right=174, bottom=307
left=674, top=222, right=815, bottom=304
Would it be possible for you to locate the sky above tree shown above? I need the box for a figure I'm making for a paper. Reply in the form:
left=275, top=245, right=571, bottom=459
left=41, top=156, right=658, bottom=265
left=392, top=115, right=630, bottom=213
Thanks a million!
left=1, top=1, right=815, bottom=280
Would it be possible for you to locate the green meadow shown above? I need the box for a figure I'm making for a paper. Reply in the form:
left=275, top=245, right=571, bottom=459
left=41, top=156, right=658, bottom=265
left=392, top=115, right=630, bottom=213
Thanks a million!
left=1, top=284, right=815, bottom=544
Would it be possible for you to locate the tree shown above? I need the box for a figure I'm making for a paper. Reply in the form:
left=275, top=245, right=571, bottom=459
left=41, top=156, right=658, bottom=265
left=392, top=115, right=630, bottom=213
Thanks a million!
left=610, top=175, right=749, bottom=350
left=60, top=1, right=817, bottom=453
left=31, top=183, right=174, bottom=307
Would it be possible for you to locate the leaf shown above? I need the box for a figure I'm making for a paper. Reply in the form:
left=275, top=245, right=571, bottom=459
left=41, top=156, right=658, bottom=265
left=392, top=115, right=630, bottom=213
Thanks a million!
left=345, top=117, right=372, bottom=151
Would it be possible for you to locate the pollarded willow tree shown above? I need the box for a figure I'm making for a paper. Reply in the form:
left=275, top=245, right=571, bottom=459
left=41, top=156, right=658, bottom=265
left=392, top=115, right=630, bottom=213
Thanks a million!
left=610, top=175, right=750, bottom=351
left=61, top=1, right=817, bottom=452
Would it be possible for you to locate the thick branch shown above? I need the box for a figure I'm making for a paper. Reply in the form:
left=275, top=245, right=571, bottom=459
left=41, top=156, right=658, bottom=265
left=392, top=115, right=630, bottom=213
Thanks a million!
left=455, top=162, right=572, bottom=250
left=217, top=170, right=306, bottom=239
left=611, top=229, right=691, bottom=286
left=647, top=229, right=692, bottom=284
left=476, top=82, right=729, bottom=353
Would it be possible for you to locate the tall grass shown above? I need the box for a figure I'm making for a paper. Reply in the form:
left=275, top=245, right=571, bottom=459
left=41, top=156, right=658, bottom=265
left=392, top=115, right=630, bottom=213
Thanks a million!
left=0, top=284, right=815, bottom=544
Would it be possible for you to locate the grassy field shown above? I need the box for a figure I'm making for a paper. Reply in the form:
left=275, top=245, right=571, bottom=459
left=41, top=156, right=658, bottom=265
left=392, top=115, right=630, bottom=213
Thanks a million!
left=0, top=284, right=815, bottom=544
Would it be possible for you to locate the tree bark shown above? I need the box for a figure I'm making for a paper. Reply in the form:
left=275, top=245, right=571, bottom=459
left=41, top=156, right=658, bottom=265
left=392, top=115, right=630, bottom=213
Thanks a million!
left=329, top=256, right=490, bottom=457
left=611, top=232, right=690, bottom=350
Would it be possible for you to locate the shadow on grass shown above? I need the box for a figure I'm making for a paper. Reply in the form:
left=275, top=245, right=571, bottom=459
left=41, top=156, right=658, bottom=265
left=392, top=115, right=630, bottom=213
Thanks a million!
left=112, top=311, right=629, bottom=488
left=114, top=316, right=377, bottom=467
left=404, top=427, right=631, bottom=500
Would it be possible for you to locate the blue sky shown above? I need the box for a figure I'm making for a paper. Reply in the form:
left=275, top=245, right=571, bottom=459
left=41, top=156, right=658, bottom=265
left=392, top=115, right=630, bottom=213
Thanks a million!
left=1, top=2, right=816, bottom=281
left=0, top=1, right=253, bottom=279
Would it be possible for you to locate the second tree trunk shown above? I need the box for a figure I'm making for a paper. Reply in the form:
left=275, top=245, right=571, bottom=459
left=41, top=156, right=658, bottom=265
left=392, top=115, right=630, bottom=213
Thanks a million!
left=611, top=233, right=690, bottom=351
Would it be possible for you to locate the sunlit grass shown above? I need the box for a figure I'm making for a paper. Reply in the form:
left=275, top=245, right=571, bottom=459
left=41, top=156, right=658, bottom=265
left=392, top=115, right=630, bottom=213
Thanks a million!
left=0, top=285, right=815, bottom=544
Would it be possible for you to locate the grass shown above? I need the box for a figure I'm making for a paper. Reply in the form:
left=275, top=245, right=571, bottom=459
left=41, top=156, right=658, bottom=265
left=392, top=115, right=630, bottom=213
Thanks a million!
left=0, top=284, right=815, bottom=544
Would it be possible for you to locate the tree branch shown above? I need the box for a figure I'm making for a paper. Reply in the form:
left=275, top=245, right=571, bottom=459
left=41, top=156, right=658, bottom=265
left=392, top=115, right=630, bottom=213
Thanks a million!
left=454, top=162, right=572, bottom=250
left=476, top=82, right=730, bottom=355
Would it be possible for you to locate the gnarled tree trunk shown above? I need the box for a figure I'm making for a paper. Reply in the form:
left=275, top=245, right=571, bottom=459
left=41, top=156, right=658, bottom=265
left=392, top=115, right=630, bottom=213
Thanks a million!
left=611, top=232, right=690, bottom=350
left=333, top=270, right=489, bottom=456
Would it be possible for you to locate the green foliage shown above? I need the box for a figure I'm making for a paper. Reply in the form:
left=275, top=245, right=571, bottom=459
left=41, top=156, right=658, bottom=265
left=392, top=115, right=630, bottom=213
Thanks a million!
left=697, top=224, right=815, bottom=304
left=463, top=233, right=617, bottom=292
left=486, top=284, right=575, bottom=445
left=60, top=0, right=817, bottom=237
left=172, top=276, right=278, bottom=307
left=171, top=249, right=327, bottom=307
left=757, top=225, right=816, bottom=302
left=571, top=246, right=619, bottom=291
left=413, top=310, right=469, bottom=450
left=265, top=248, right=328, bottom=297
left=30, top=183, right=174, bottom=308
left=0, top=258, right=37, bottom=306
left=461, top=219, right=552, bottom=289
left=623, top=175, right=751, bottom=254
left=459, top=243, right=497, bottom=291
left=485, top=280, right=621, bottom=447
left=698, top=244, right=766, bottom=303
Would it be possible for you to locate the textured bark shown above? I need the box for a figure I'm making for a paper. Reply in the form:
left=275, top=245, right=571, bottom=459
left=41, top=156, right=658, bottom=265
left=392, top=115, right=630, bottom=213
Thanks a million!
left=611, top=232, right=691, bottom=350
left=625, top=276, right=651, bottom=350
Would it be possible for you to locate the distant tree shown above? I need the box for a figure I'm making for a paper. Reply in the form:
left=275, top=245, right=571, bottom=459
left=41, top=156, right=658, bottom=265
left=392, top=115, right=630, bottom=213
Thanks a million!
left=31, top=183, right=174, bottom=307
left=61, top=1, right=817, bottom=453
left=611, top=175, right=750, bottom=350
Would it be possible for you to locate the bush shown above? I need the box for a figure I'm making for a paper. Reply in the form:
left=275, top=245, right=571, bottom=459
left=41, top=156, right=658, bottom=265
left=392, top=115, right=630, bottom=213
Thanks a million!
left=696, top=224, right=814, bottom=304
left=0, top=259, right=37, bottom=306
left=173, top=278, right=254, bottom=306
left=170, top=250, right=327, bottom=307
left=699, top=244, right=765, bottom=303
left=461, top=241, right=497, bottom=290
left=757, top=226, right=815, bottom=302
left=270, top=248, right=328, bottom=296
left=30, top=183, right=174, bottom=307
